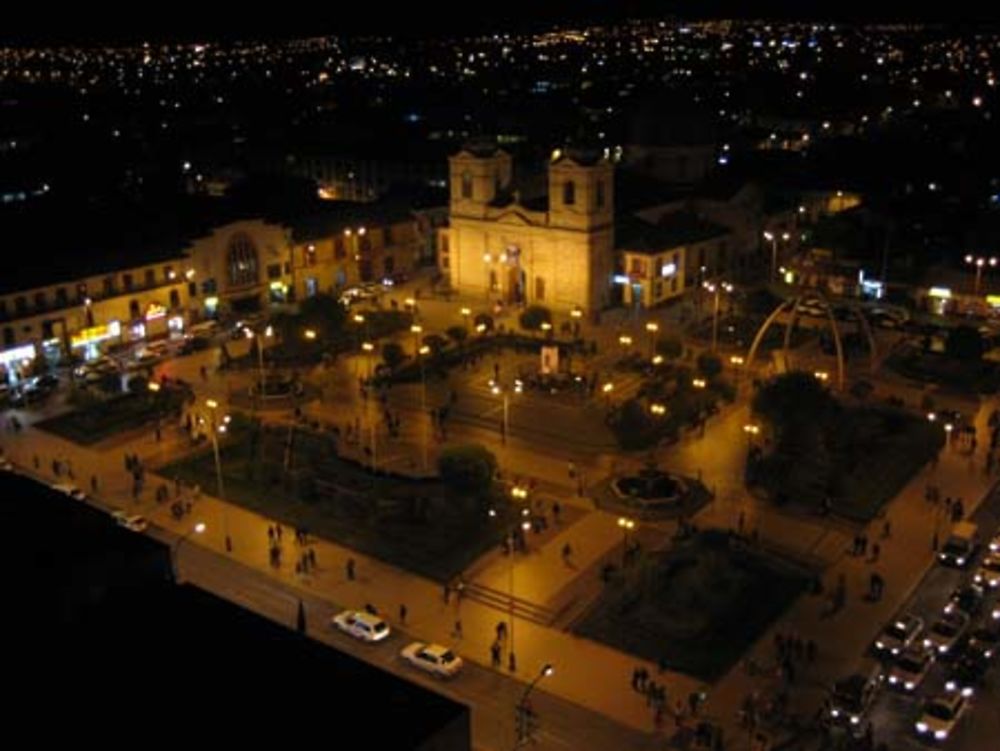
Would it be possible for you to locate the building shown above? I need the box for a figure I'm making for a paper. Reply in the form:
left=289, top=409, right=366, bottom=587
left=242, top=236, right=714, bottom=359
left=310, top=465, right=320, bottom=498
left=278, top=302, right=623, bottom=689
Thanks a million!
left=443, top=142, right=615, bottom=315
left=0, top=195, right=422, bottom=378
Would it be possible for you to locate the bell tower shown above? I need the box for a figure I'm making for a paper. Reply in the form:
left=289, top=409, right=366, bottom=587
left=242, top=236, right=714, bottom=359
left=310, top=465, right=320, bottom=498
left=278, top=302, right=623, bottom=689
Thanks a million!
left=449, top=139, right=513, bottom=220
left=547, top=146, right=614, bottom=231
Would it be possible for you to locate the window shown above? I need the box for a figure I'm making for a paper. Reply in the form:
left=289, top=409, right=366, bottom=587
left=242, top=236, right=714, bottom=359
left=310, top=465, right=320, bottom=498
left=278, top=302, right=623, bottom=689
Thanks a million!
left=629, top=258, right=646, bottom=276
left=267, top=264, right=282, bottom=280
left=305, top=277, right=318, bottom=297
left=129, top=300, right=140, bottom=319
left=169, top=289, right=181, bottom=308
left=535, top=276, right=546, bottom=301
left=145, top=269, right=156, bottom=287
left=2, top=327, right=13, bottom=346
left=227, top=232, right=260, bottom=287
left=123, top=274, right=133, bottom=291
left=188, top=281, right=198, bottom=298
left=333, top=236, right=345, bottom=259
left=563, top=180, right=576, bottom=205
left=461, top=171, right=472, bottom=199
left=15, top=296, right=27, bottom=315
left=596, top=180, right=605, bottom=208
left=42, top=320, right=54, bottom=339
left=103, top=276, right=116, bottom=296
left=305, top=246, right=317, bottom=266
left=284, top=262, right=291, bottom=275
left=202, top=278, right=217, bottom=295
left=33, top=291, right=46, bottom=310
left=163, top=265, right=175, bottom=282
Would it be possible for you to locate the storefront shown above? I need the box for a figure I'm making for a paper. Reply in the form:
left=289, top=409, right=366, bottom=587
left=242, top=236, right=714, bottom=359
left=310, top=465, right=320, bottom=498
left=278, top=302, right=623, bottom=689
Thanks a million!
left=70, top=321, right=122, bottom=361
left=0, top=343, right=36, bottom=385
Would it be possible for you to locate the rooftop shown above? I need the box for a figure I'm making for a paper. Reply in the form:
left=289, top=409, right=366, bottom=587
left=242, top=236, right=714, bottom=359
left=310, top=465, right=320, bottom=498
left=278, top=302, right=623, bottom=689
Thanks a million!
left=617, top=210, right=729, bottom=253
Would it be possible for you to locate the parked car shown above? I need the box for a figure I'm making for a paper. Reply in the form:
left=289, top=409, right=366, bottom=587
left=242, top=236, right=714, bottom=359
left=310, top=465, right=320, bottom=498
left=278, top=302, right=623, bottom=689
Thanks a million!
left=400, top=642, right=464, bottom=679
left=939, top=521, right=981, bottom=568
left=331, top=610, right=390, bottom=643
left=914, top=693, right=970, bottom=742
left=974, top=553, right=1000, bottom=589
left=924, top=612, right=970, bottom=656
left=944, top=583, right=986, bottom=617
left=944, top=652, right=991, bottom=697
left=964, top=626, right=1000, bottom=660
left=827, top=666, right=883, bottom=729
left=875, top=614, right=924, bottom=656
left=50, top=482, right=86, bottom=501
left=112, top=510, right=148, bottom=532
left=885, top=646, right=934, bottom=692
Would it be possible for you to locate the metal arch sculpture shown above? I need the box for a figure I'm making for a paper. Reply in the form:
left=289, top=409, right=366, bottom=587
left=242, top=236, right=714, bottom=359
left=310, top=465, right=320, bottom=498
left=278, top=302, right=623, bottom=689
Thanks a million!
left=745, top=289, right=879, bottom=391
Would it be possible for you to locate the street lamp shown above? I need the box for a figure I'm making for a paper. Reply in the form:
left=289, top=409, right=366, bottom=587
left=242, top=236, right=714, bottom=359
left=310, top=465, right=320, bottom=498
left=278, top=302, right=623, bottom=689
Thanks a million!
left=461, top=307, right=472, bottom=330
left=204, top=399, right=232, bottom=552
left=171, top=521, right=206, bottom=583
left=618, top=334, right=633, bottom=349
left=303, top=328, right=317, bottom=340
left=743, top=423, right=760, bottom=447
left=410, top=324, right=423, bottom=356
left=418, top=344, right=430, bottom=470
left=814, top=371, right=829, bottom=383
left=650, top=403, right=666, bottom=416
left=245, top=325, right=273, bottom=403
left=516, top=664, right=555, bottom=745
left=617, top=516, right=636, bottom=566
left=602, top=381, right=614, bottom=408
left=692, top=378, right=707, bottom=389
left=491, top=378, right=523, bottom=445
left=703, top=280, right=733, bottom=352
left=645, top=322, right=659, bottom=358
left=764, top=231, right=791, bottom=283
left=964, top=254, right=998, bottom=295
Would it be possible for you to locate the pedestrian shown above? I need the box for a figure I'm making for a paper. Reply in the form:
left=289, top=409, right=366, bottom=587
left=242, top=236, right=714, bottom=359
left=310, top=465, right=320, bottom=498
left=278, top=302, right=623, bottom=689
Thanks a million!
left=637, top=666, right=649, bottom=691
left=399, top=603, right=407, bottom=624
left=267, top=525, right=274, bottom=542
left=688, top=691, right=700, bottom=717
left=453, top=619, right=463, bottom=638
left=631, top=667, right=642, bottom=691
left=552, top=501, right=561, bottom=523
left=491, top=641, right=502, bottom=668
left=346, top=557, right=355, bottom=581
left=646, top=681, right=656, bottom=707
left=859, top=534, right=868, bottom=557
left=562, top=542, right=572, bottom=561
left=308, top=548, right=316, bottom=568
left=497, top=621, right=507, bottom=641
left=654, top=704, right=665, bottom=732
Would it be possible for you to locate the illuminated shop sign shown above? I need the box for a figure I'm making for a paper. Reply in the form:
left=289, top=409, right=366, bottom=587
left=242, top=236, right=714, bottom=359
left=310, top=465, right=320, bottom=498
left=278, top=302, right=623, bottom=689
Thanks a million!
left=145, top=303, right=167, bottom=321
left=0, top=343, right=35, bottom=365
left=70, top=321, right=121, bottom=348
left=928, top=287, right=952, bottom=299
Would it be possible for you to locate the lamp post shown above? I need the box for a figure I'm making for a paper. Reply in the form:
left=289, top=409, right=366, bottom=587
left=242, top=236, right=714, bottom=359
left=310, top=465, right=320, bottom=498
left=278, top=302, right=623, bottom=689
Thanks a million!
left=418, top=344, right=430, bottom=470
left=602, top=381, right=614, bottom=409
left=171, top=521, right=206, bottom=583
left=461, top=307, right=472, bottom=331
left=645, top=321, right=659, bottom=358
left=764, top=231, right=791, bottom=283
left=410, top=323, right=423, bottom=357
left=703, top=280, right=733, bottom=352
left=245, top=325, right=273, bottom=404
left=964, top=254, right=998, bottom=295
left=743, top=423, right=760, bottom=448
left=491, top=378, right=523, bottom=445
left=617, top=516, right=636, bottom=566
left=204, top=398, right=232, bottom=552
left=516, top=663, right=554, bottom=746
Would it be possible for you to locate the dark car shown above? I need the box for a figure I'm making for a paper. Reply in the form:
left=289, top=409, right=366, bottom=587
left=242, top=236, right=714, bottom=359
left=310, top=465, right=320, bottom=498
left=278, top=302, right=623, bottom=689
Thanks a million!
left=964, top=626, right=1000, bottom=661
left=179, top=336, right=211, bottom=355
left=944, top=583, right=986, bottom=618
left=945, top=652, right=991, bottom=697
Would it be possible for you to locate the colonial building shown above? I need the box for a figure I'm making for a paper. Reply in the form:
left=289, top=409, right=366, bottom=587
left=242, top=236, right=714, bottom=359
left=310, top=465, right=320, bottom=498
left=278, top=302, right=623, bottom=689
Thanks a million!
left=443, top=143, right=616, bottom=315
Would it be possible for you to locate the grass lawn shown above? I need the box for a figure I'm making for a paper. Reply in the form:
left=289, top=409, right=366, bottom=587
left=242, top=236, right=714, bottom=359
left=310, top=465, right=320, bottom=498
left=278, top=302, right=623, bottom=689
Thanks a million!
left=162, top=425, right=512, bottom=582
left=575, top=531, right=808, bottom=682
left=37, top=390, right=187, bottom=446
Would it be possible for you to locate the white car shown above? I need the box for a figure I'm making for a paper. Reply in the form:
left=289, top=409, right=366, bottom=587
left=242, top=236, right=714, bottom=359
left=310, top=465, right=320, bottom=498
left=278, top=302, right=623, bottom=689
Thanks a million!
left=0, top=457, right=15, bottom=472
left=875, top=614, right=924, bottom=656
left=923, top=612, right=969, bottom=656
left=331, top=610, right=391, bottom=643
left=915, top=693, right=970, bottom=742
left=400, top=642, right=464, bottom=679
left=886, top=647, right=934, bottom=692
left=51, top=482, right=87, bottom=501
left=112, top=511, right=148, bottom=532
left=974, top=554, right=1000, bottom=589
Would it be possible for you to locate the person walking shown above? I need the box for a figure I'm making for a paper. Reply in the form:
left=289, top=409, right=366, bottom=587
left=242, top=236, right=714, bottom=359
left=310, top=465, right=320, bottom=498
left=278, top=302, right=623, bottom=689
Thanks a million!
left=308, top=548, right=317, bottom=568
left=346, top=557, right=356, bottom=581
left=491, top=640, right=502, bottom=668
left=452, top=619, right=463, bottom=639
left=496, top=621, right=507, bottom=642
left=562, top=542, right=572, bottom=563
left=399, top=603, right=407, bottom=625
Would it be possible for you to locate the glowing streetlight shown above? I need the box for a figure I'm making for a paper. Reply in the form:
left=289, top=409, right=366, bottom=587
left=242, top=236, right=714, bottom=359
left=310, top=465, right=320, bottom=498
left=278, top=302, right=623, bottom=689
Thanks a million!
left=304, top=329, right=317, bottom=340
left=814, top=371, right=829, bottom=382
left=692, top=378, right=707, bottom=389
left=618, top=516, right=636, bottom=566
left=703, top=280, right=733, bottom=351
left=964, top=254, right=998, bottom=294
left=650, top=403, right=666, bottom=415
left=645, top=321, right=659, bottom=357
left=204, top=399, right=231, bottom=553
left=147, top=381, right=161, bottom=392
left=171, top=521, right=206, bottom=583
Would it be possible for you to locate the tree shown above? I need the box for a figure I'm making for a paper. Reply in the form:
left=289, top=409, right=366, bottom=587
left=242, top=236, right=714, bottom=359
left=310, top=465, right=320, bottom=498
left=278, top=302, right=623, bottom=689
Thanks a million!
left=474, top=313, right=494, bottom=332
left=946, top=325, right=984, bottom=362
left=422, top=333, right=448, bottom=356
left=752, top=371, right=836, bottom=439
left=519, top=305, right=552, bottom=331
left=382, top=342, right=405, bottom=369
left=696, top=352, right=723, bottom=378
left=656, top=336, right=683, bottom=359
left=437, top=443, right=497, bottom=497
left=446, top=325, right=468, bottom=347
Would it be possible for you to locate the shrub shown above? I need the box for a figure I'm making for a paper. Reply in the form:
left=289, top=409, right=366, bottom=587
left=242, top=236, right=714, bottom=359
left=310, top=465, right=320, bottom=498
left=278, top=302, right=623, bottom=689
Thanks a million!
left=656, top=336, right=683, bottom=359
left=446, top=325, right=468, bottom=346
left=519, top=305, right=552, bottom=331
left=696, top=352, right=723, bottom=378
left=437, top=443, right=497, bottom=497
left=382, top=342, right=406, bottom=369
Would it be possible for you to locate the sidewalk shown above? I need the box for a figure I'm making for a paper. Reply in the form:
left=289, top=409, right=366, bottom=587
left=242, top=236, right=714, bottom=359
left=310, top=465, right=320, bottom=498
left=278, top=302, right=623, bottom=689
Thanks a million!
left=703, top=411, right=998, bottom=747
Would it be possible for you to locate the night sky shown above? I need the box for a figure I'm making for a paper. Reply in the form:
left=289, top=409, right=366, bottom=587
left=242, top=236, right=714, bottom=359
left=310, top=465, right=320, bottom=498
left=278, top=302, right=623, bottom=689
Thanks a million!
left=4, top=2, right=1000, bottom=45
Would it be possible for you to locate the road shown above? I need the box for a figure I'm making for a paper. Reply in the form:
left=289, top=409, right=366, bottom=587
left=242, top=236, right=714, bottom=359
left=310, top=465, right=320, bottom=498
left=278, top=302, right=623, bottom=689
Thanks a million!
left=165, top=529, right=660, bottom=751
left=863, top=488, right=1000, bottom=751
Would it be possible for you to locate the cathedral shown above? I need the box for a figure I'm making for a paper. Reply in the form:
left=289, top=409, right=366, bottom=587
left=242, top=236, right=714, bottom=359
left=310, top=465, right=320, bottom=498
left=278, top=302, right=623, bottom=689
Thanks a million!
left=442, top=141, right=615, bottom=316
